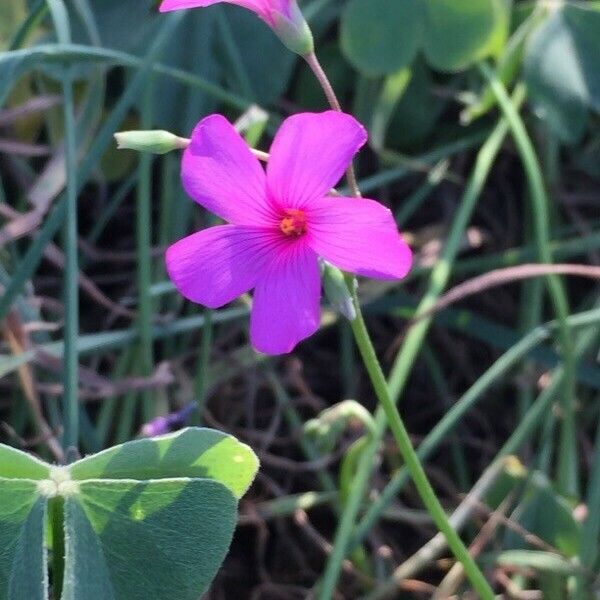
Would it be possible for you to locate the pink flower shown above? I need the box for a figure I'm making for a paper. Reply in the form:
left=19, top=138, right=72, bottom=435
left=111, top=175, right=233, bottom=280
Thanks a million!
left=159, top=0, right=313, bottom=54
left=166, top=111, right=412, bottom=354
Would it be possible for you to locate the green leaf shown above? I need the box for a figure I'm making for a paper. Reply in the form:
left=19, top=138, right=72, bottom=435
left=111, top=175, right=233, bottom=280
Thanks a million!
left=340, top=0, right=505, bottom=76
left=0, top=480, right=47, bottom=600
left=422, top=0, right=498, bottom=72
left=387, top=59, right=444, bottom=149
left=496, top=550, right=582, bottom=576
left=503, top=472, right=581, bottom=557
left=61, top=479, right=237, bottom=600
left=0, top=45, right=119, bottom=108
left=340, top=0, right=422, bottom=76
left=70, top=427, right=258, bottom=499
left=0, top=430, right=257, bottom=599
left=0, top=444, right=50, bottom=480
left=524, top=4, right=600, bottom=142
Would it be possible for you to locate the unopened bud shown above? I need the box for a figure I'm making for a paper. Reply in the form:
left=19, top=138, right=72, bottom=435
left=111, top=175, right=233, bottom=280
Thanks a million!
left=322, top=261, right=356, bottom=321
left=270, top=1, right=313, bottom=56
left=114, top=130, right=189, bottom=154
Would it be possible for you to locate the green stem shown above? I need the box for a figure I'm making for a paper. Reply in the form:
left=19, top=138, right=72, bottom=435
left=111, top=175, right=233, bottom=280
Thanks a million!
left=193, top=309, right=213, bottom=424
left=137, top=82, right=155, bottom=422
left=350, top=306, right=600, bottom=551
left=346, top=289, right=495, bottom=600
left=317, top=92, right=523, bottom=596
left=306, top=51, right=494, bottom=599
left=581, top=378, right=600, bottom=568
left=304, top=51, right=361, bottom=198
left=480, top=64, right=577, bottom=496
left=61, top=68, right=79, bottom=452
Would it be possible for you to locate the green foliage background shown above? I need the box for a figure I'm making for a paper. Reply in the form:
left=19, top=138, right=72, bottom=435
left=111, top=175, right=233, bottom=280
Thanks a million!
left=0, top=0, right=599, bottom=598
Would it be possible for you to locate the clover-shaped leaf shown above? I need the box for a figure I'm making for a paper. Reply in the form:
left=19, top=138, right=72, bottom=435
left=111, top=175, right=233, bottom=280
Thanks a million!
left=341, top=0, right=507, bottom=76
left=0, top=428, right=258, bottom=600
left=524, top=3, right=600, bottom=143
left=0, top=478, right=47, bottom=600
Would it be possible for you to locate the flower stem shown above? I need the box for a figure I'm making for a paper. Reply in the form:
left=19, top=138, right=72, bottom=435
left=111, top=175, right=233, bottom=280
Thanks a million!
left=137, top=81, right=156, bottom=422
left=304, top=51, right=361, bottom=198
left=345, top=285, right=495, bottom=600
left=479, top=63, right=577, bottom=497
left=305, top=49, right=495, bottom=599
left=61, top=67, right=79, bottom=452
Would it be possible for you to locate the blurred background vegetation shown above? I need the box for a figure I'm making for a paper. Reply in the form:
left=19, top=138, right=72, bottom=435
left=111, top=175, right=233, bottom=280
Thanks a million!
left=0, top=0, right=599, bottom=597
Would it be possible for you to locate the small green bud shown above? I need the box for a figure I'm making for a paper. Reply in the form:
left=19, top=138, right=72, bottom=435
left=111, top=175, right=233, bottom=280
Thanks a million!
left=270, top=2, right=314, bottom=56
left=114, top=130, right=189, bottom=154
left=322, top=261, right=356, bottom=321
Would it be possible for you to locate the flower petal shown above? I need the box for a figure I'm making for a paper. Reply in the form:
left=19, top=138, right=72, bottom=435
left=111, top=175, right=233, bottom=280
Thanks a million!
left=159, top=0, right=292, bottom=26
left=250, top=243, right=321, bottom=354
left=266, top=111, right=367, bottom=209
left=305, top=196, right=412, bottom=279
left=166, top=225, right=285, bottom=308
left=181, top=114, right=277, bottom=226
left=160, top=0, right=267, bottom=19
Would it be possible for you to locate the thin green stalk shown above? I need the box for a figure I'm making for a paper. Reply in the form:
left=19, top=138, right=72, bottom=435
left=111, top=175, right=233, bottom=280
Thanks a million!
left=319, top=91, right=524, bottom=595
left=1, top=43, right=254, bottom=114
left=350, top=306, right=600, bottom=550
left=61, top=68, right=79, bottom=452
left=307, top=52, right=496, bottom=599
left=304, top=51, right=361, bottom=198
left=517, top=204, right=544, bottom=422
left=341, top=290, right=495, bottom=600
left=193, top=309, right=213, bottom=424
left=422, top=345, right=470, bottom=492
left=115, top=390, right=139, bottom=444
left=137, top=83, right=156, bottom=422
left=366, top=322, right=600, bottom=599
left=395, top=168, right=441, bottom=227
left=95, top=347, right=134, bottom=447
left=9, top=0, right=47, bottom=50
left=480, top=64, right=577, bottom=496
left=580, top=398, right=600, bottom=568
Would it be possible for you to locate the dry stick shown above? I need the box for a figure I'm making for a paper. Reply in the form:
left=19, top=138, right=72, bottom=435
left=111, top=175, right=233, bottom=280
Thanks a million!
left=411, top=263, right=600, bottom=327
left=2, top=313, right=64, bottom=461
left=0, top=95, right=61, bottom=127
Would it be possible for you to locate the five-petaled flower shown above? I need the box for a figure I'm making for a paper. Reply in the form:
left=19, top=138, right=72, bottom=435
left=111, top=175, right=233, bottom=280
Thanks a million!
left=166, top=111, right=412, bottom=354
left=159, top=0, right=313, bottom=55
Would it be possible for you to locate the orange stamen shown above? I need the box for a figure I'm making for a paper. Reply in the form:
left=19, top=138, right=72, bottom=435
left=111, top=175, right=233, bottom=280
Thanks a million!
left=279, top=209, right=307, bottom=237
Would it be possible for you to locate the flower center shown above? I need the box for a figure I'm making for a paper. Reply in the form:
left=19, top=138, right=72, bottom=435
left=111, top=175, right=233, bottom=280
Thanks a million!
left=279, top=209, right=307, bottom=237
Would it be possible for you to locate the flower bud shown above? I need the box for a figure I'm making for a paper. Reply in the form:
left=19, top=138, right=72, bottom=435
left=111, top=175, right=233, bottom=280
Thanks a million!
left=322, top=261, right=356, bottom=321
left=270, top=0, right=314, bottom=56
left=114, top=130, right=189, bottom=154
